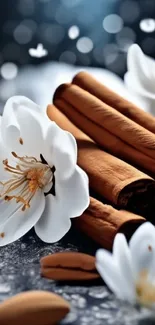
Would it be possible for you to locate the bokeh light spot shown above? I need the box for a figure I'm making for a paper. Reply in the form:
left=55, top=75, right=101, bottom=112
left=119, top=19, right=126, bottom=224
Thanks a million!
left=119, top=0, right=140, bottom=23
left=59, top=51, right=76, bottom=64
left=14, top=24, right=33, bottom=44
left=76, top=37, right=93, bottom=53
left=140, top=18, right=155, bottom=33
left=103, top=43, right=119, bottom=65
left=39, top=24, right=65, bottom=44
left=1, top=63, right=18, bottom=80
left=17, top=0, right=35, bottom=16
left=68, top=26, right=80, bottom=39
left=103, top=14, right=123, bottom=34
left=116, top=27, right=136, bottom=51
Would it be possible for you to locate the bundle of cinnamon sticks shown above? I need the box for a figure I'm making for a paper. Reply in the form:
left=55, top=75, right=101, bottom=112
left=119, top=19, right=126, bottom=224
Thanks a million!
left=47, top=71, right=155, bottom=250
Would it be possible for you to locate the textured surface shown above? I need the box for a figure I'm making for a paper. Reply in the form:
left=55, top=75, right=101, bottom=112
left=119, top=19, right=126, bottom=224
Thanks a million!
left=0, top=226, right=154, bottom=325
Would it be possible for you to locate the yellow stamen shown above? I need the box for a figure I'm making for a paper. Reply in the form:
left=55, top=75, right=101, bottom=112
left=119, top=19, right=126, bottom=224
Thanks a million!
left=136, top=270, right=155, bottom=306
left=0, top=152, right=53, bottom=211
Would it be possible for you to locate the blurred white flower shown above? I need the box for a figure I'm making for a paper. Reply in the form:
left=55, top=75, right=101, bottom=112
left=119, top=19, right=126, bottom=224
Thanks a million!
left=29, top=43, right=48, bottom=58
left=125, top=43, right=155, bottom=114
left=96, top=222, right=155, bottom=307
left=0, top=96, right=89, bottom=246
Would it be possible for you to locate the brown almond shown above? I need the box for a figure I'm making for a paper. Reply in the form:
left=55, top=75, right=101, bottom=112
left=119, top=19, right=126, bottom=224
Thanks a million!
left=40, top=252, right=100, bottom=281
left=0, top=290, right=70, bottom=325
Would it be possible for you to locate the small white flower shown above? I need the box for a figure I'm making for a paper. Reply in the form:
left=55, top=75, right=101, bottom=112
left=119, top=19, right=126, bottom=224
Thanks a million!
left=96, top=222, right=155, bottom=307
left=29, top=44, right=48, bottom=58
left=0, top=96, right=89, bottom=246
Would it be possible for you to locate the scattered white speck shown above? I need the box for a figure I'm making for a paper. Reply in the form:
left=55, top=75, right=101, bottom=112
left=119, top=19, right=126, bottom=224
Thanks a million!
left=0, top=262, right=4, bottom=268
left=89, top=288, right=109, bottom=299
left=56, top=289, right=63, bottom=294
left=92, top=306, right=100, bottom=311
left=95, top=311, right=110, bottom=319
left=8, top=275, right=14, bottom=280
left=139, top=18, right=155, bottom=33
left=68, top=25, right=80, bottom=39
left=21, top=243, right=26, bottom=249
left=29, top=43, right=48, bottom=58
left=0, top=283, right=11, bottom=293
left=1, top=62, right=18, bottom=80
left=29, top=269, right=35, bottom=276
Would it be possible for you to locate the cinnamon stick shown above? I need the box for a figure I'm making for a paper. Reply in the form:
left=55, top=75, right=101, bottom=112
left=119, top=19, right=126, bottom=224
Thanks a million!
left=53, top=83, right=155, bottom=160
left=73, top=197, right=145, bottom=250
left=54, top=97, right=155, bottom=176
left=73, top=71, right=155, bottom=134
left=47, top=104, right=155, bottom=217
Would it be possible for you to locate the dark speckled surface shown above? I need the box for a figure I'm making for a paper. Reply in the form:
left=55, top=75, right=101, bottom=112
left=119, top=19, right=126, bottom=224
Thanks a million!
left=0, top=225, right=154, bottom=325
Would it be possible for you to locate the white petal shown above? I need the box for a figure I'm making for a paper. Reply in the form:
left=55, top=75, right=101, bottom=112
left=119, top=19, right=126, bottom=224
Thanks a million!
left=127, top=44, right=149, bottom=79
left=147, top=252, right=155, bottom=282
left=35, top=194, right=71, bottom=243
left=0, top=117, right=9, bottom=179
left=129, top=222, right=155, bottom=277
left=55, top=165, right=89, bottom=218
left=0, top=199, right=22, bottom=226
left=96, top=249, right=132, bottom=300
left=1, top=96, right=50, bottom=158
left=35, top=165, right=89, bottom=243
left=43, top=121, right=77, bottom=178
left=113, top=234, right=135, bottom=300
left=0, top=190, right=45, bottom=246
left=14, top=105, right=44, bottom=159
left=1, top=97, right=20, bottom=149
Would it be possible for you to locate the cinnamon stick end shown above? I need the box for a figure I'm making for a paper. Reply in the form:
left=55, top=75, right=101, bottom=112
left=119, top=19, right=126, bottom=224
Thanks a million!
left=53, top=83, right=71, bottom=102
left=72, top=71, right=87, bottom=84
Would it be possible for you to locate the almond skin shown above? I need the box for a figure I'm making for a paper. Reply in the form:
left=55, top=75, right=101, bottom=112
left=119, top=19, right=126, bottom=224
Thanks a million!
left=40, top=252, right=100, bottom=281
left=0, top=290, right=70, bottom=325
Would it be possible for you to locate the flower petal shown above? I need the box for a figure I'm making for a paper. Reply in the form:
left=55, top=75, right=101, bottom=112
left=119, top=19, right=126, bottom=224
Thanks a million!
left=129, top=222, right=155, bottom=277
left=113, top=234, right=136, bottom=300
left=96, top=249, right=126, bottom=299
left=43, top=121, right=77, bottom=178
left=96, top=248, right=136, bottom=302
left=35, top=194, right=71, bottom=243
left=35, top=165, right=89, bottom=243
left=1, top=96, right=51, bottom=159
left=55, top=165, right=89, bottom=218
left=0, top=190, right=45, bottom=246
left=0, top=117, right=16, bottom=184
left=127, top=44, right=149, bottom=79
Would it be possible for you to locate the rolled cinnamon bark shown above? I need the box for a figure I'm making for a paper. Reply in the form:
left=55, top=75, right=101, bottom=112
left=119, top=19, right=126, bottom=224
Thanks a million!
left=54, top=97, right=155, bottom=176
left=53, top=83, right=155, bottom=160
left=47, top=104, right=155, bottom=217
left=73, top=197, right=145, bottom=250
left=72, top=71, right=155, bottom=134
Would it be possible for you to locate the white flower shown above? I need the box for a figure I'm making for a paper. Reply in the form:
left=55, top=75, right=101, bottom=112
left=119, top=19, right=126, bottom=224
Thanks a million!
left=28, top=44, right=48, bottom=58
left=0, top=96, right=89, bottom=246
left=96, top=222, right=155, bottom=307
left=124, top=43, right=155, bottom=114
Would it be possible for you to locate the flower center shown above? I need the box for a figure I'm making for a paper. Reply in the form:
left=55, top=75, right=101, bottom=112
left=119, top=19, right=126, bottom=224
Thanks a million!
left=0, top=152, right=53, bottom=211
left=136, top=270, right=155, bottom=306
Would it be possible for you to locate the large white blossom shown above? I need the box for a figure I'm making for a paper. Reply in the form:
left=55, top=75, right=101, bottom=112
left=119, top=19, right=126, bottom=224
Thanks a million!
left=124, top=43, right=155, bottom=114
left=0, top=96, right=89, bottom=246
left=96, top=222, right=155, bottom=307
